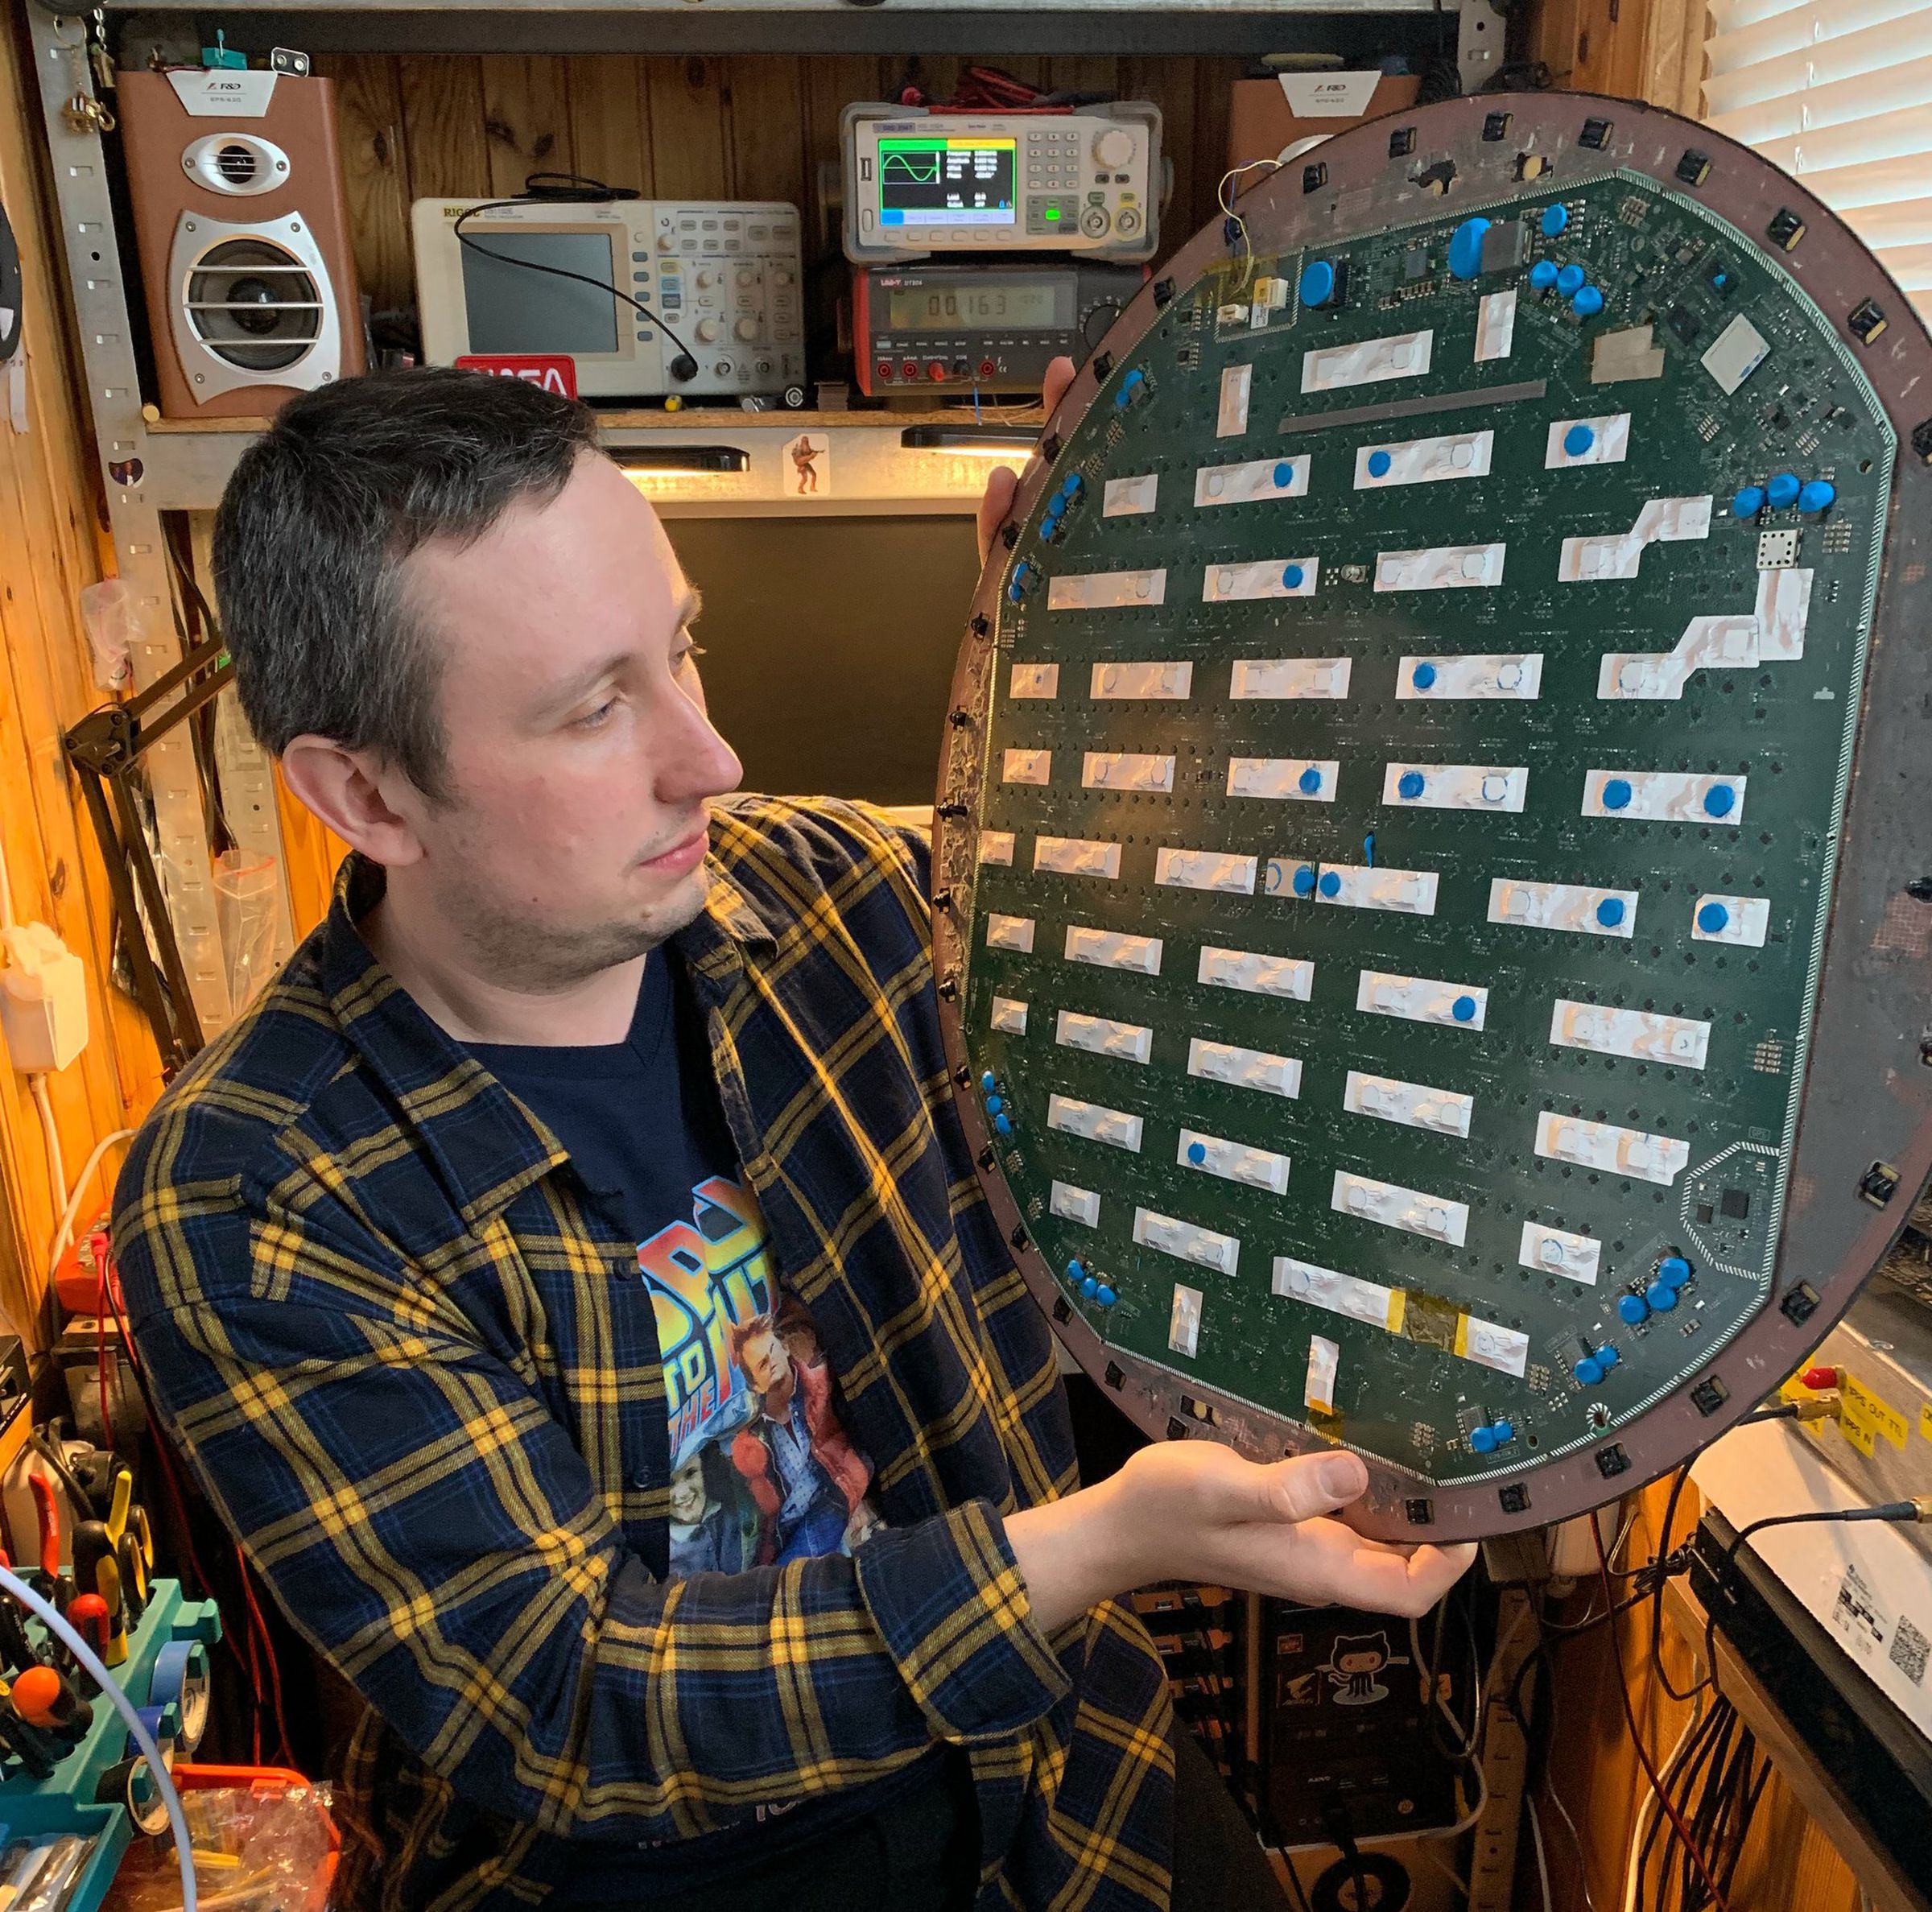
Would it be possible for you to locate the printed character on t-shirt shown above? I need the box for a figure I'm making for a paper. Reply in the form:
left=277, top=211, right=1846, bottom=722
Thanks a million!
left=723, top=1309, right=872, bottom=1566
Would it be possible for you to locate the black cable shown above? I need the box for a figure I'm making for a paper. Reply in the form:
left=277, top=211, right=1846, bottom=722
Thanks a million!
left=1649, top=1461, right=1711, bottom=1707
left=451, top=172, right=700, bottom=383
left=1723, top=1501, right=1926, bottom=1572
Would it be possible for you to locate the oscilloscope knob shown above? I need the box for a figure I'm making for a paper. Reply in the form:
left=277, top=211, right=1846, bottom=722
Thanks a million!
left=696, top=319, right=723, bottom=343
left=1092, top=127, right=1135, bottom=170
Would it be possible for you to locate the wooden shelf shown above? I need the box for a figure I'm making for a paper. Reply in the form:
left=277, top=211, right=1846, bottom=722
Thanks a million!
left=142, top=406, right=1038, bottom=436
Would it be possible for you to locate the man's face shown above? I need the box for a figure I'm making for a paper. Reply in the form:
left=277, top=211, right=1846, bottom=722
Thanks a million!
left=668, top=1452, right=709, bottom=1524
left=741, top=1326, right=789, bottom=1396
left=396, top=453, right=743, bottom=988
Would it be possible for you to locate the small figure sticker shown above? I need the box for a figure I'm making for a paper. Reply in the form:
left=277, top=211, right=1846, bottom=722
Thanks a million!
left=1317, top=1629, right=1410, bottom=1706
left=785, top=431, right=830, bottom=497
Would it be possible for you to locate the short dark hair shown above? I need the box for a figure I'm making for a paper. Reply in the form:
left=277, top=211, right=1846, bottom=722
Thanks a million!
left=213, top=366, right=600, bottom=799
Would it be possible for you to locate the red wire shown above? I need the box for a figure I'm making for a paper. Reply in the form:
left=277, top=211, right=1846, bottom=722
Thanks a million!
left=1593, top=1518, right=1736, bottom=1912
left=234, top=1542, right=295, bottom=1767
left=94, top=1264, right=116, bottom=1452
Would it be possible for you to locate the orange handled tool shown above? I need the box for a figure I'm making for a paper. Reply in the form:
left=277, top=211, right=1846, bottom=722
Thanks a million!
left=26, top=1475, right=63, bottom=1604
left=11, top=1664, right=90, bottom=1739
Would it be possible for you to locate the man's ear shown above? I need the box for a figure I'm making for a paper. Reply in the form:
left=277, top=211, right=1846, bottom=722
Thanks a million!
left=279, top=734, right=430, bottom=868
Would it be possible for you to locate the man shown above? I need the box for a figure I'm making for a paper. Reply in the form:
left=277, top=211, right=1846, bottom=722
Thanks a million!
left=114, top=364, right=1472, bottom=1912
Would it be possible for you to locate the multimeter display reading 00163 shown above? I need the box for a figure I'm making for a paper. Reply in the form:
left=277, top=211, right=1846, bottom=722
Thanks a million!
left=932, top=92, right=1932, bottom=1542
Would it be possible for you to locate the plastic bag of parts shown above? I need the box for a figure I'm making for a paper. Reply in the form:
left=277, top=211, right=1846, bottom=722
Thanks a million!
left=76, top=578, right=138, bottom=692
left=213, top=850, right=279, bottom=1016
left=102, top=1768, right=339, bottom=1912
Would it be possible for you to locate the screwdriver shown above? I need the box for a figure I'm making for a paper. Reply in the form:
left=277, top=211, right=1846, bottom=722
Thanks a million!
left=9, top=1667, right=89, bottom=1744
left=64, top=1596, right=109, bottom=1691
left=68, top=1525, right=113, bottom=1620
left=0, top=1688, right=57, bottom=1782
left=0, top=1556, right=39, bottom=1679
left=93, top=1558, right=126, bottom=1667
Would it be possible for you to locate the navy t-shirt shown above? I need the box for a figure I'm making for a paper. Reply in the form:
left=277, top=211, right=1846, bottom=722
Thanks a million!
left=466, top=953, right=938, bottom=1893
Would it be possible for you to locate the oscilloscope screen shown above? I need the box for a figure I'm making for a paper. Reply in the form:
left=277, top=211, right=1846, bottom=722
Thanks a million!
left=878, top=138, right=1017, bottom=228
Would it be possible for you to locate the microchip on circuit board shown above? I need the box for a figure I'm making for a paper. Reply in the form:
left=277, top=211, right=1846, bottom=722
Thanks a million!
left=930, top=93, right=1932, bottom=1541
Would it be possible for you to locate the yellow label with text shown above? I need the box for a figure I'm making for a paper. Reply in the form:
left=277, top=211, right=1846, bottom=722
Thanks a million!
left=1843, top=1375, right=1909, bottom=1450
left=1839, top=1400, right=1879, bottom=1458
left=1922, top=1404, right=1932, bottom=1444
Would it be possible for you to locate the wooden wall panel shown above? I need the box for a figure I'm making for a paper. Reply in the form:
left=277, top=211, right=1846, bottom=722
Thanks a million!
left=0, top=2, right=162, bottom=1344
left=320, top=55, right=413, bottom=318
left=646, top=57, right=732, bottom=204
left=481, top=55, right=575, bottom=199
left=722, top=58, right=807, bottom=213
left=397, top=56, right=490, bottom=200
left=564, top=56, right=652, bottom=198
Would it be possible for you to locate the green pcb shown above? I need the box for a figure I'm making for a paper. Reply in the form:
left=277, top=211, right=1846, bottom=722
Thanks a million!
left=960, top=168, right=1891, bottom=1489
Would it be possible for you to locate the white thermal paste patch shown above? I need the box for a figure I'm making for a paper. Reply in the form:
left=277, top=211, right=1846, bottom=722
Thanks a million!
left=1374, top=543, right=1506, bottom=592
left=1102, top=473, right=1159, bottom=517
left=1558, top=496, right=1711, bottom=582
left=1048, top=568, right=1167, bottom=611
left=1397, top=652, right=1542, bottom=701
left=1518, top=1221, right=1601, bottom=1286
left=1195, top=455, right=1310, bottom=506
left=1055, top=1009, right=1154, bottom=1063
left=1203, top=557, right=1320, bottom=602
left=1187, top=1037, right=1302, bottom=1098
left=1344, top=1071, right=1473, bottom=1138
left=1047, top=1094, right=1145, bottom=1153
left=1534, top=1112, right=1689, bottom=1186
left=1033, top=836, right=1121, bottom=879
left=1332, top=1170, right=1470, bottom=1246
left=1083, top=751, right=1174, bottom=792
left=1197, top=947, right=1313, bottom=1000
left=1302, top=328, right=1434, bottom=394
left=1353, top=429, right=1493, bottom=489
left=1230, top=658, right=1352, bottom=700
left=1091, top=659, right=1192, bottom=700
left=1063, top=924, right=1163, bottom=974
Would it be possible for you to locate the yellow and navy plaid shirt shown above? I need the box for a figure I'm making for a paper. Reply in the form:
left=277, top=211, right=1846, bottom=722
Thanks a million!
left=114, top=796, right=1174, bottom=1911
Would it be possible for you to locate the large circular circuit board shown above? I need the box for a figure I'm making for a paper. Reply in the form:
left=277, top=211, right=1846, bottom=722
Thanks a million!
left=932, top=93, right=1932, bottom=1540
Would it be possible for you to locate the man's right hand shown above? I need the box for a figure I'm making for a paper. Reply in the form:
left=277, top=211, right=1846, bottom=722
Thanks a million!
left=1006, top=1440, right=1476, bottom=1630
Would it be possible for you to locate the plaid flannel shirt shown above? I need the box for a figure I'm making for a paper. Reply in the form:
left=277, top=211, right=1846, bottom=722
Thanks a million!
left=113, top=795, right=1174, bottom=1911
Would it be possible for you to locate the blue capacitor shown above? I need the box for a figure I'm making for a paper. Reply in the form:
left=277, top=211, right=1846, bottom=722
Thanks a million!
left=1113, top=368, right=1146, bottom=411
left=1657, top=1255, right=1692, bottom=1290
left=1697, top=901, right=1731, bottom=934
left=993, top=1112, right=1012, bottom=1136
left=1060, top=473, right=1084, bottom=502
left=1274, top=461, right=1295, bottom=488
left=1282, top=563, right=1306, bottom=590
left=1571, top=284, right=1605, bottom=318
left=1563, top=423, right=1596, bottom=457
left=1730, top=485, right=1766, bottom=519
left=1766, top=471, right=1802, bottom=510
left=1557, top=262, right=1587, bottom=297
left=1703, top=783, right=1736, bottom=818
left=1292, top=865, right=1317, bottom=897
left=1447, top=217, right=1492, bottom=281
left=1542, top=202, right=1570, bottom=237
left=1412, top=662, right=1439, bottom=691
left=1596, top=897, right=1626, bottom=927
left=1492, top=1419, right=1516, bottom=1446
left=980, top=1071, right=996, bottom=1091
left=1574, top=1355, right=1605, bottom=1386
left=1798, top=479, right=1836, bottom=514
left=1645, top=1279, right=1680, bottom=1312
left=1618, top=1292, right=1651, bottom=1325
left=1187, top=1141, right=1208, bottom=1165
left=1451, top=995, right=1478, bottom=1023
left=1299, top=259, right=1337, bottom=308
left=1596, top=1344, right=1621, bottom=1372
left=985, top=1094, right=1003, bottom=1114
left=1298, top=766, right=1323, bottom=795
left=1318, top=870, right=1343, bottom=898
left=1095, top=1284, right=1117, bottom=1308
left=1602, top=777, right=1633, bottom=811
left=1080, top=1275, right=1100, bottom=1299
left=1470, top=1424, right=1499, bottom=1455
left=1529, top=259, right=1560, bottom=291
left=1067, top=1258, right=1084, bottom=1283
left=1398, top=770, right=1426, bottom=799
left=1039, top=513, right=1060, bottom=540
left=1367, top=448, right=1393, bottom=477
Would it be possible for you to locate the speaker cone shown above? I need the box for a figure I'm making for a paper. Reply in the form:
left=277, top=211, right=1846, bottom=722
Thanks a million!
left=185, top=237, right=321, bottom=373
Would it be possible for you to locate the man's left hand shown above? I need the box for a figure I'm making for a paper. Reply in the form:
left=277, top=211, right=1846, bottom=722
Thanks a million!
left=976, top=355, right=1079, bottom=565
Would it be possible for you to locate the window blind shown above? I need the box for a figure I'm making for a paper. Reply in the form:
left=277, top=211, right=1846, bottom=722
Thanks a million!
left=1705, top=0, right=1932, bottom=312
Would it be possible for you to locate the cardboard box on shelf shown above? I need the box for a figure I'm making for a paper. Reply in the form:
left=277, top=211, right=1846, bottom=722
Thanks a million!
left=1228, top=72, right=1426, bottom=176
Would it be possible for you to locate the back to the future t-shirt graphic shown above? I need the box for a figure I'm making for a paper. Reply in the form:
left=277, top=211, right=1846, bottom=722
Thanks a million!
left=641, top=1175, right=881, bottom=1579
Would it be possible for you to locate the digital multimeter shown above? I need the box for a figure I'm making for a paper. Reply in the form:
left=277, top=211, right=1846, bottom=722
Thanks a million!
left=840, top=102, right=1164, bottom=264
left=852, top=260, right=1144, bottom=395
